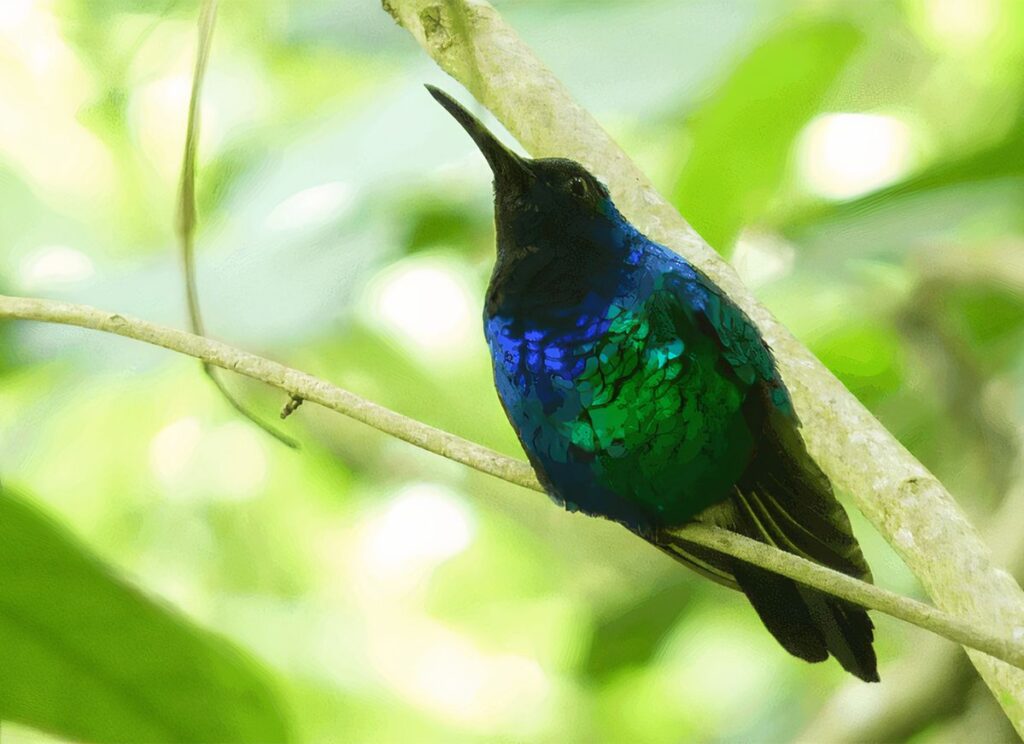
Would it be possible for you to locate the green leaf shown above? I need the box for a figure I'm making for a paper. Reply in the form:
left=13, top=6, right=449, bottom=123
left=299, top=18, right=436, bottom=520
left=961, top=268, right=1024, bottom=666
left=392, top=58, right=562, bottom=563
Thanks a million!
left=0, top=488, right=291, bottom=743
left=582, top=579, right=695, bottom=679
left=810, top=320, right=904, bottom=406
left=671, top=20, right=863, bottom=253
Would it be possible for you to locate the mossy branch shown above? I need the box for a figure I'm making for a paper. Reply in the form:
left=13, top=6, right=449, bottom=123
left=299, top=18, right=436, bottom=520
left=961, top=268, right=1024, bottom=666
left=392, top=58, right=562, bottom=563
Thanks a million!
left=383, top=0, right=1024, bottom=731
left=4, top=293, right=1024, bottom=674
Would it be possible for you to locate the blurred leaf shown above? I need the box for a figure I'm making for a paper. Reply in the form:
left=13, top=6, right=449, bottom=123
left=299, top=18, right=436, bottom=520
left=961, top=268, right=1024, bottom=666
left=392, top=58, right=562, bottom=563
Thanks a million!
left=671, top=20, right=863, bottom=253
left=783, top=108, right=1024, bottom=237
left=582, top=579, right=693, bottom=679
left=945, top=283, right=1024, bottom=371
left=0, top=487, right=291, bottom=743
left=402, top=196, right=490, bottom=255
left=196, top=144, right=261, bottom=219
left=810, top=319, right=904, bottom=406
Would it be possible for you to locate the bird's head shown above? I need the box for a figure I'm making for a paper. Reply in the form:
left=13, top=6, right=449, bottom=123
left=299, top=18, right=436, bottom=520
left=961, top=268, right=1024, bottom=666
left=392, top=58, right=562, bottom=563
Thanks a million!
left=426, top=85, right=623, bottom=260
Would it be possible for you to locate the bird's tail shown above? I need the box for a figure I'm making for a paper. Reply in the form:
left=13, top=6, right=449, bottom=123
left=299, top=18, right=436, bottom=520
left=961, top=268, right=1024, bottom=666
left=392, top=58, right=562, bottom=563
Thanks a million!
left=662, top=417, right=878, bottom=682
left=725, top=489, right=879, bottom=682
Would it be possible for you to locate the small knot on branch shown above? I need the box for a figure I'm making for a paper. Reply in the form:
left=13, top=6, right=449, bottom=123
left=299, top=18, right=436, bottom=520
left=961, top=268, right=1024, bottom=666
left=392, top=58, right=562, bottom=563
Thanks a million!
left=419, top=5, right=453, bottom=52
left=280, top=395, right=304, bottom=420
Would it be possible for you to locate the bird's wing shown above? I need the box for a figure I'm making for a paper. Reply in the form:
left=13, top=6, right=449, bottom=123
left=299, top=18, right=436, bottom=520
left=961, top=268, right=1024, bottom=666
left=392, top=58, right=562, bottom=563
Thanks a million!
left=657, top=257, right=878, bottom=680
left=658, top=256, right=870, bottom=578
left=663, top=260, right=797, bottom=421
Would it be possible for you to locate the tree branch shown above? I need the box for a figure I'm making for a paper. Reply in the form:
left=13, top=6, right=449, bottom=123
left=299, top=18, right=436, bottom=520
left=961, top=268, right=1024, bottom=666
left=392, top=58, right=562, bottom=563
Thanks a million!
left=4, top=293, right=1024, bottom=674
left=800, top=250, right=1024, bottom=740
left=383, top=0, right=1024, bottom=730
left=801, top=430, right=1024, bottom=741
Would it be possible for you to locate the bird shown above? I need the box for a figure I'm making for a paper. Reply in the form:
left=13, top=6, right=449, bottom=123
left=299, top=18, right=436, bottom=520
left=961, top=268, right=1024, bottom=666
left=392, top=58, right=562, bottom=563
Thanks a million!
left=426, top=84, right=878, bottom=682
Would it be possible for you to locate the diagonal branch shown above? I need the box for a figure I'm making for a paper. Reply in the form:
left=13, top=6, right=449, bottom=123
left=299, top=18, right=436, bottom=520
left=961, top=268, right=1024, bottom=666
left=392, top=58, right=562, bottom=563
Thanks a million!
left=175, top=0, right=297, bottom=448
left=801, top=431, right=1024, bottom=741
left=3, top=292, right=1024, bottom=673
left=382, top=0, right=1024, bottom=730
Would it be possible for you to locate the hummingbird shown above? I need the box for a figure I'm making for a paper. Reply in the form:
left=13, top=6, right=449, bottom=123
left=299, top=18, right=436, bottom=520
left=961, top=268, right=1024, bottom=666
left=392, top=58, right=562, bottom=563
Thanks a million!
left=426, top=85, right=878, bottom=682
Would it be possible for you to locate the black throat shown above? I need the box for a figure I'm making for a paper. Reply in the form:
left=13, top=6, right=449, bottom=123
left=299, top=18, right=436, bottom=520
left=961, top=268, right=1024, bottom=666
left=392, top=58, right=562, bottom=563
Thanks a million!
left=485, top=220, right=629, bottom=324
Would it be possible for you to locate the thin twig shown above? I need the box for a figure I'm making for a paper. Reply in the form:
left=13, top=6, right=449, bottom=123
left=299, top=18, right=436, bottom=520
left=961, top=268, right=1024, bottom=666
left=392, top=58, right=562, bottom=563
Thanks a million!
left=175, top=0, right=297, bottom=448
left=3, top=293, right=1024, bottom=672
left=668, top=526, right=1024, bottom=673
left=280, top=396, right=304, bottom=420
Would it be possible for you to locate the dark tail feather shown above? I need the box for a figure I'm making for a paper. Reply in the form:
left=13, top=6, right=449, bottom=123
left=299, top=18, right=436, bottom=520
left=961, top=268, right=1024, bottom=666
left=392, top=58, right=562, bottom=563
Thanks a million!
left=798, top=587, right=879, bottom=682
left=665, top=404, right=879, bottom=681
left=661, top=519, right=878, bottom=681
left=727, top=502, right=878, bottom=682
left=731, top=561, right=828, bottom=664
left=732, top=405, right=878, bottom=681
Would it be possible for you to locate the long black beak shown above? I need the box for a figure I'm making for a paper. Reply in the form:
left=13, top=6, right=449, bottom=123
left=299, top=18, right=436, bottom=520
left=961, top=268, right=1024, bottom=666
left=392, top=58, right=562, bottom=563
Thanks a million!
left=426, top=85, right=532, bottom=191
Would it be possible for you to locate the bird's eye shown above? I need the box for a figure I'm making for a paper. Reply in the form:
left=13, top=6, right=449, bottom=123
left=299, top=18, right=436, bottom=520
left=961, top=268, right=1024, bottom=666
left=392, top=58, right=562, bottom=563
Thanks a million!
left=568, top=176, right=588, bottom=198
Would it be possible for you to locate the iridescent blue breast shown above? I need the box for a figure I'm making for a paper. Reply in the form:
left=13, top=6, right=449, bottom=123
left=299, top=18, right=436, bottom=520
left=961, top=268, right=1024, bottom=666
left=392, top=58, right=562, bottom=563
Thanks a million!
left=483, top=248, right=764, bottom=530
left=487, top=310, right=610, bottom=408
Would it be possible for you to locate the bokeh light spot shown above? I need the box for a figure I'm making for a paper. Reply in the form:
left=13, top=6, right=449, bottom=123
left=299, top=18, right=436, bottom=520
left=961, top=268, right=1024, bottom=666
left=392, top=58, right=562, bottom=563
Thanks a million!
left=366, top=256, right=476, bottom=355
left=149, top=418, right=267, bottom=500
left=0, top=0, right=33, bottom=32
left=131, top=71, right=219, bottom=180
left=797, top=113, right=914, bottom=200
left=913, top=0, right=1001, bottom=51
left=411, top=641, right=551, bottom=729
left=731, top=230, right=795, bottom=288
left=359, top=482, right=475, bottom=584
left=18, top=245, right=95, bottom=289
left=368, top=619, right=553, bottom=733
left=265, top=181, right=355, bottom=232
left=149, top=417, right=203, bottom=484
left=207, top=422, right=269, bottom=500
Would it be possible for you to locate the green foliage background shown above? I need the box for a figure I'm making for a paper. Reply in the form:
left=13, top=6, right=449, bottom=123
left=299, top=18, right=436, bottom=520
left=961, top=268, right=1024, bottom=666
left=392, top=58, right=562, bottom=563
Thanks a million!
left=1, top=0, right=1022, bottom=741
